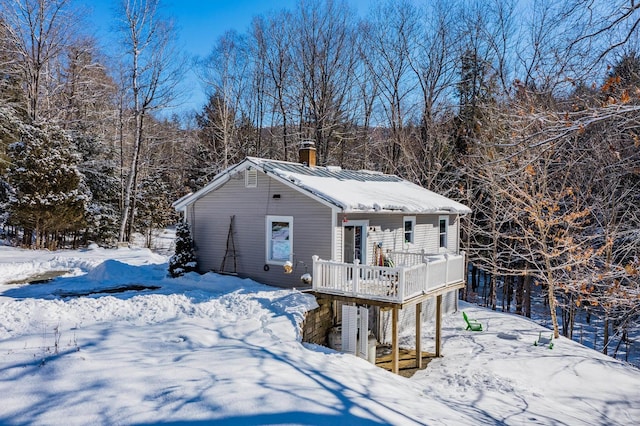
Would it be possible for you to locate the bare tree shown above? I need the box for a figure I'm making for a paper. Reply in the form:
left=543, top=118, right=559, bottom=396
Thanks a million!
left=115, top=0, right=184, bottom=242
left=197, top=30, right=250, bottom=171
left=404, top=2, right=458, bottom=194
left=250, top=11, right=295, bottom=159
left=348, top=19, right=381, bottom=171
left=0, top=0, right=79, bottom=121
left=361, top=0, right=421, bottom=174
left=496, top=140, right=593, bottom=338
left=57, top=37, right=119, bottom=135
left=556, top=65, right=640, bottom=349
left=291, top=0, right=359, bottom=165
left=569, top=0, right=640, bottom=63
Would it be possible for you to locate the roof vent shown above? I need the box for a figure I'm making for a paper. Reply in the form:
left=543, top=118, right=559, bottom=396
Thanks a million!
left=299, top=140, right=316, bottom=167
left=245, top=169, right=257, bottom=187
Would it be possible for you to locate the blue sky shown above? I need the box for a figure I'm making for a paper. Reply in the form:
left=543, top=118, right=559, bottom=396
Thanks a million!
left=87, top=0, right=373, bottom=115
left=89, top=0, right=299, bottom=56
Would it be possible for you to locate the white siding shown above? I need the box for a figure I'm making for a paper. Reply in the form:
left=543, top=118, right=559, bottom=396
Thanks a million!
left=334, top=225, right=343, bottom=262
left=334, top=213, right=462, bottom=264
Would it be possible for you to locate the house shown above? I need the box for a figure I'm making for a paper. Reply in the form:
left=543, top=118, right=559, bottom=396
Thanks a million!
left=173, top=142, right=471, bottom=373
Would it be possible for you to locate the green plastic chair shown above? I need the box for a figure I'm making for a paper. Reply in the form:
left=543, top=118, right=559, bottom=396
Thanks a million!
left=534, top=331, right=554, bottom=349
left=463, top=311, right=482, bottom=331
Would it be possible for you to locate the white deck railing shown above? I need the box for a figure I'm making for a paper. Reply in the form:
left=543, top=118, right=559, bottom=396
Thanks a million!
left=311, top=252, right=466, bottom=303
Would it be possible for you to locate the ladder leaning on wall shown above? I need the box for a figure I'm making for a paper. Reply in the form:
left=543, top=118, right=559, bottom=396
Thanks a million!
left=220, top=215, right=238, bottom=274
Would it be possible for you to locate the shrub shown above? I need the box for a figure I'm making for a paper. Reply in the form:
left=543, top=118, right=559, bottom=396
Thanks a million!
left=168, top=222, right=197, bottom=277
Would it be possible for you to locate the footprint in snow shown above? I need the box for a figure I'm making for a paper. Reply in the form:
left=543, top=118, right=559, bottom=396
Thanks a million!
left=260, top=314, right=280, bottom=342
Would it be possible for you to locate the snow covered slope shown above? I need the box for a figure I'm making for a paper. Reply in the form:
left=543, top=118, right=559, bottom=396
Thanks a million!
left=0, top=246, right=638, bottom=425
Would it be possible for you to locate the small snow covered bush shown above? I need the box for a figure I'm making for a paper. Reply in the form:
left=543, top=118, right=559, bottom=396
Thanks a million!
left=168, top=222, right=198, bottom=277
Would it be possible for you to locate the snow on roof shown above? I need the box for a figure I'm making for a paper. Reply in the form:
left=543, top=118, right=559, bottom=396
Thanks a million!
left=251, top=158, right=471, bottom=214
left=174, top=157, right=471, bottom=215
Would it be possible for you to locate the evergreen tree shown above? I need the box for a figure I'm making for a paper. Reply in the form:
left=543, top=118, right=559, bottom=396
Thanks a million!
left=193, top=91, right=239, bottom=186
left=454, top=48, right=498, bottom=156
left=168, top=222, right=197, bottom=277
left=0, top=106, right=23, bottom=229
left=72, top=132, right=120, bottom=246
left=6, top=121, right=89, bottom=248
left=135, top=172, right=176, bottom=248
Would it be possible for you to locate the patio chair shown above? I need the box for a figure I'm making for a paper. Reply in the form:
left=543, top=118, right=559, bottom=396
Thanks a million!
left=534, top=331, right=554, bottom=349
left=463, top=311, right=482, bottom=331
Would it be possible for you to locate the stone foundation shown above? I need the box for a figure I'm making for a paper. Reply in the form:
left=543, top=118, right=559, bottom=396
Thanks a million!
left=301, top=295, right=334, bottom=345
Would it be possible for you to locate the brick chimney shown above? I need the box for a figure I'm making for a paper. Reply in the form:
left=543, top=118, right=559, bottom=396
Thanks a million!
left=299, top=140, right=316, bottom=167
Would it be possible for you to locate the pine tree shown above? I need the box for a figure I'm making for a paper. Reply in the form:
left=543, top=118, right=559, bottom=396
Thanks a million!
left=168, top=222, right=197, bottom=277
left=0, top=106, right=23, bottom=229
left=6, top=121, right=88, bottom=248
left=136, top=173, right=176, bottom=248
left=72, top=132, right=120, bottom=246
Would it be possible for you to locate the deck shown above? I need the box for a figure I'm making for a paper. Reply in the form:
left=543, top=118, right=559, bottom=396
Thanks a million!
left=375, top=347, right=436, bottom=377
left=311, top=251, right=465, bottom=305
left=310, top=251, right=466, bottom=374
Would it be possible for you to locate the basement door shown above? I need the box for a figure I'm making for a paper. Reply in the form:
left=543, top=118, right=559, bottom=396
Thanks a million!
left=343, top=220, right=368, bottom=265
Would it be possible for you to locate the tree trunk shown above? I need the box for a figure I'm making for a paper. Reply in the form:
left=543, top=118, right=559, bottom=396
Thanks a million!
left=505, top=275, right=513, bottom=312
left=118, top=114, right=142, bottom=242
left=118, top=73, right=145, bottom=242
left=603, top=319, right=609, bottom=355
left=568, top=300, right=575, bottom=339
left=524, top=274, right=531, bottom=318
left=546, top=269, right=561, bottom=339
left=481, top=270, right=488, bottom=305
left=515, top=275, right=523, bottom=315
left=490, top=273, right=497, bottom=310
left=471, top=264, right=478, bottom=292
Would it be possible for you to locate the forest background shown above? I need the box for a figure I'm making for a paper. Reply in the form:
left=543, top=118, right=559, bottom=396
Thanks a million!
left=0, top=0, right=639, bottom=362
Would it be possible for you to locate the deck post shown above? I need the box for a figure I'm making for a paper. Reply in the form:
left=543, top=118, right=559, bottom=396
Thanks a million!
left=397, top=268, right=404, bottom=302
left=435, top=294, right=443, bottom=357
left=312, top=256, right=319, bottom=290
left=415, top=302, right=422, bottom=369
left=424, top=261, right=430, bottom=293
left=353, top=259, right=360, bottom=294
left=444, top=253, right=449, bottom=285
left=392, top=306, right=399, bottom=374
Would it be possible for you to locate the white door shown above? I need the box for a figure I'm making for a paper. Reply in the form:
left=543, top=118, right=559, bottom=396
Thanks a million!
left=341, top=304, right=369, bottom=360
left=343, top=220, right=368, bottom=264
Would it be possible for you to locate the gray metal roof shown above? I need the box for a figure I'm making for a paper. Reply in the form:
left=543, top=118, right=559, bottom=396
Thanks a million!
left=175, top=157, right=472, bottom=215
left=260, top=161, right=403, bottom=183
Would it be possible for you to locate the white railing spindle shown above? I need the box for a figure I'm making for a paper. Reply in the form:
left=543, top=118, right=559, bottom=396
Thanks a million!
left=311, top=252, right=465, bottom=303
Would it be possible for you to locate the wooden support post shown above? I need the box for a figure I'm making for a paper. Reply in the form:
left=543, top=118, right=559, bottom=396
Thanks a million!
left=415, top=302, right=422, bottom=369
left=392, top=306, right=399, bottom=374
left=435, top=294, right=443, bottom=357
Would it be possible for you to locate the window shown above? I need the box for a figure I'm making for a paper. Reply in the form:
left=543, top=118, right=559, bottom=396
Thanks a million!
left=403, top=216, right=416, bottom=244
left=266, top=216, right=293, bottom=264
left=439, top=216, right=449, bottom=250
left=245, top=169, right=257, bottom=188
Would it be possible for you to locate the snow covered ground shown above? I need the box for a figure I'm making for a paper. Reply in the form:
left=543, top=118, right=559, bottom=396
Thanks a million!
left=1, top=242, right=639, bottom=425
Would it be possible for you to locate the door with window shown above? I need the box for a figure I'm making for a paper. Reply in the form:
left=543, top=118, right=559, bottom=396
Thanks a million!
left=343, top=221, right=368, bottom=264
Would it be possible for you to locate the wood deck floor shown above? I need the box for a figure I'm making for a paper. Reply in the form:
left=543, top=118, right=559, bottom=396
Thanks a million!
left=375, top=346, right=436, bottom=378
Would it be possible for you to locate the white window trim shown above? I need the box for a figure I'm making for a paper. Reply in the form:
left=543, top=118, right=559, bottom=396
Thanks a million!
left=341, top=219, right=369, bottom=264
left=265, top=215, right=293, bottom=265
left=438, top=215, right=449, bottom=252
left=403, top=216, right=416, bottom=245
